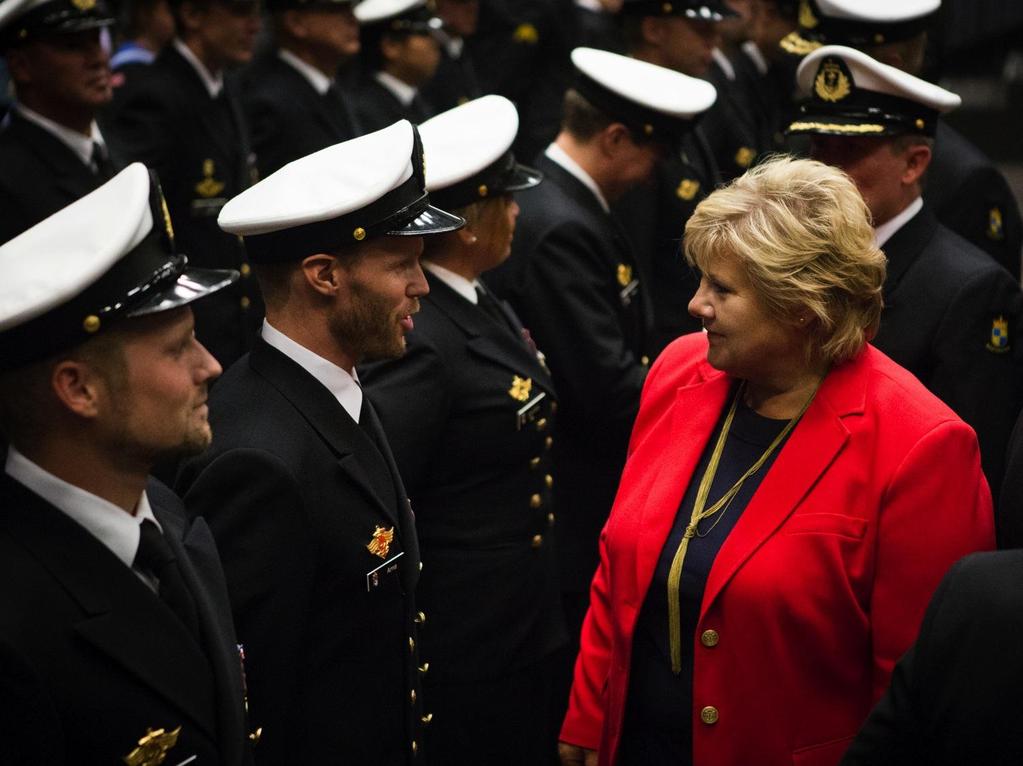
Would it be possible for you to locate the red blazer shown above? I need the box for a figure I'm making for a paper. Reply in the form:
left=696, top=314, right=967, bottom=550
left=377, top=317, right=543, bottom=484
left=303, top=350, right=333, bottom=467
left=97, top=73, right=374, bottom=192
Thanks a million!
left=561, top=334, right=995, bottom=766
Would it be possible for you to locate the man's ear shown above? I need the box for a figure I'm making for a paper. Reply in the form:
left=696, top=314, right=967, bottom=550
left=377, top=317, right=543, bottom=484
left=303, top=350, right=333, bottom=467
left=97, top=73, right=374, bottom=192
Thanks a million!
left=902, top=143, right=932, bottom=187
left=50, top=360, right=106, bottom=419
left=456, top=223, right=478, bottom=246
left=598, top=122, right=633, bottom=159
left=300, top=253, right=344, bottom=297
left=379, top=34, right=403, bottom=65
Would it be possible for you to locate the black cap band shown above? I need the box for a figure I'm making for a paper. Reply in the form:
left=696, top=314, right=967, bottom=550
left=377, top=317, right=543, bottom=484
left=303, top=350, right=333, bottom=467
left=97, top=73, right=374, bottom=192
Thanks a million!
left=428, top=151, right=543, bottom=211
left=1, top=0, right=114, bottom=48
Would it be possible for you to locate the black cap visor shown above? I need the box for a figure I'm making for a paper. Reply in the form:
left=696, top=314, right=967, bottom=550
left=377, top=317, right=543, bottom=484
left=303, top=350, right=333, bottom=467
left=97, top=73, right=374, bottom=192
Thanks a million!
left=386, top=201, right=466, bottom=236
left=127, top=265, right=239, bottom=317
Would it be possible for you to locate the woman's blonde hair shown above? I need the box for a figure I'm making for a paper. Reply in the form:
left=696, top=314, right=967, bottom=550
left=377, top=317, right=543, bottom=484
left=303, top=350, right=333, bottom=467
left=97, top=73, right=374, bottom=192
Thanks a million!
left=684, top=155, right=886, bottom=366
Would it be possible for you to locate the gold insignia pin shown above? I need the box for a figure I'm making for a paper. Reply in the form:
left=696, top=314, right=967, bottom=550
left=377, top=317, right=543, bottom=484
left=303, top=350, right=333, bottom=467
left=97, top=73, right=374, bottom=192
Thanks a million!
left=799, top=0, right=818, bottom=29
left=734, top=147, right=755, bottom=169
left=509, top=375, right=533, bottom=403
left=72, top=0, right=97, bottom=10
left=676, top=179, right=700, bottom=201
left=195, top=159, right=225, bottom=199
left=814, top=60, right=851, bottom=103
left=512, top=22, right=539, bottom=44
left=616, top=263, right=633, bottom=287
left=987, top=315, right=1010, bottom=353
left=367, top=526, right=395, bottom=559
left=988, top=207, right=1005, bottom=241
left=123, top=726, right=181, bottom=766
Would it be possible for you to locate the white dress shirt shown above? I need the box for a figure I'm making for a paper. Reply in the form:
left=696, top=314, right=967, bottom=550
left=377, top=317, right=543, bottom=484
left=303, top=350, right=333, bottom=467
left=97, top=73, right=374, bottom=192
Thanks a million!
left=544, top=142, right=611, bottom=213
left=4, top=446, right=161, bottom=589
left=374, top=71, right=418, bottom=107
left=173, top=38, right=224, bottom=98
left=278, top=48, right=332, bottom=95
left=261, top=320, right=363, bottom=423
left=15, top=103, right=106, bottom=166
left=423, top=260, right=480, bottom=304
left=874, top=196, right=924, bottom=249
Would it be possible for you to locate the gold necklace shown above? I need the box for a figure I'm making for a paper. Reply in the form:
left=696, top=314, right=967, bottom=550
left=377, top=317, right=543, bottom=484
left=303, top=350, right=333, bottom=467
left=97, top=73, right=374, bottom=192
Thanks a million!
left=666, top=378, right=821, bottom=674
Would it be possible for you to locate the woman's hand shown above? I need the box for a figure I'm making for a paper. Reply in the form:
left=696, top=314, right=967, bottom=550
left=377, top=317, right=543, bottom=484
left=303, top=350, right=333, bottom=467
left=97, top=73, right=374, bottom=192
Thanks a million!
left=558, top=741, right=598, bottom=766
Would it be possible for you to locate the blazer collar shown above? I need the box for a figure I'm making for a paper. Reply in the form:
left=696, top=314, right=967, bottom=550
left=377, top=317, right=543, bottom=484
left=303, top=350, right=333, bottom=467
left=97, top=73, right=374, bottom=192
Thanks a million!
left=536, top=154, right=615, bottom=225
left=7, top=112, right=101, bottom=196
left=248, top=338, right=401, bottom=525
left=425, top=273, right=555, bottom=392
left=0, top=475, right=219, bottom=739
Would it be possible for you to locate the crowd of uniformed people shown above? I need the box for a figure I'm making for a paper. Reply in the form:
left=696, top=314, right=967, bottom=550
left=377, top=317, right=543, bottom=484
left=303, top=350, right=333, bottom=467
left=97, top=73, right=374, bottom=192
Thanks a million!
left=1, top=0, right=1023, bottom=764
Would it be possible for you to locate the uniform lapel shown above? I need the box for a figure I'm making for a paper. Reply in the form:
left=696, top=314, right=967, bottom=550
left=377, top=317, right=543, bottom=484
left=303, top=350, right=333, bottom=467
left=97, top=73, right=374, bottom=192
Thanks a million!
left=155, top=497, right=247, bottom=766
left=428, top=274, right=555, bottom=394
left=9, top=114, right=100, bottom=200
left=633, top=369, right=732, bottom=598
left=699, top=360, right=864, bottom=618
left=880, top=205, right=939, bottom=305
left=0, top=477, right=218, bottom=739
left=248, top=339, right=400, bottom=526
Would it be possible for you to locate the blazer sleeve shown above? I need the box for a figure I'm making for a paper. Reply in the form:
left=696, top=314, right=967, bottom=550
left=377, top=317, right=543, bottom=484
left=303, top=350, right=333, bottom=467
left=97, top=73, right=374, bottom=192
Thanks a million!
left=560, top=525, right=614, bottom=750
left=360, top=335, right=452, bottom=492
left=870, top=419, right=994, bottom=697
left=521, top=220, right=647, bottom=445
left=179, top=448, right=317, bottom=766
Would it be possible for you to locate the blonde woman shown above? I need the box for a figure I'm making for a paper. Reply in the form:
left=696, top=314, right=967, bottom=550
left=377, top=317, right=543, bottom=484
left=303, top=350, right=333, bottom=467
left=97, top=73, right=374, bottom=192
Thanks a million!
left=559, top=156, right=994, bottom=766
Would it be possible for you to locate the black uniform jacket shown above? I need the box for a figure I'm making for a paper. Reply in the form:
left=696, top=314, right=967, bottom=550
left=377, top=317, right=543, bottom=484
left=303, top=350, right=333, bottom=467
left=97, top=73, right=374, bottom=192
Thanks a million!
left=872, top=205, right=1023, bottom=494
left=925, top=121, right=1023, bottom=281
left=841, top=550, right=1023, bottom=766
left=0, top=475, right=252, bottom=766
left=613, top=129, right=717, bottom=355
left=998, top=409, right=1023, bottom=548
left=703, top=55, right=762, bottom=183
left=102, top=45, right=261, bottom=368
left=419, top=44, right=482, bottom=115
left=350, top=74, right=433, bottom=135
left=0, top=112, right=115, bottom=243
left=176, top=338, right=424, bottom=766
left=487, top=154, right=649, bottom=593
left=360, top=273, right=567, bottom=682
left=242, top=53, right=360, bottom=178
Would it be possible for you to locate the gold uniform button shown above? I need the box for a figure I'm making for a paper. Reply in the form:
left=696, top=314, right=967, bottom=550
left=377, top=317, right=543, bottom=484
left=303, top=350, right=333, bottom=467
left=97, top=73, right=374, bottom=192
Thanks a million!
left=415, top=611, right=426, bottom=624
left=701, top=629, right=719, bottom=647
left=531, top=534, right=543, bottom=548
left=529, top=457, right=541, bottom=470
left=701, top=706, right=719, bottom=725
left=545, top=436, right=553, bottom=450
left=240, top=296, right=251, bottom=310
left=641, top=355, right=650, bottom=366
left=530, top=494, right=542, bottom=509
left=547, top=512, right=556, bottom=526
left=240, top=262, right=251, bottom=276
left=545, top=474, right=553, bottom=489
left=410, top=689, right=417, bottom=704
left=412, top=740, right=418, bottom=755
left=536, top=417, right=548, bottom=431
left=409, top=636, right=415, bottom=652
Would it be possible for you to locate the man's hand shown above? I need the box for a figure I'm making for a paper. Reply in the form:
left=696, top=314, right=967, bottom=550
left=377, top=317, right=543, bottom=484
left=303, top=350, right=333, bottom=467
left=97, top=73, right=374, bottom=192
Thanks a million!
left=558, top=742, right=598, bottom=766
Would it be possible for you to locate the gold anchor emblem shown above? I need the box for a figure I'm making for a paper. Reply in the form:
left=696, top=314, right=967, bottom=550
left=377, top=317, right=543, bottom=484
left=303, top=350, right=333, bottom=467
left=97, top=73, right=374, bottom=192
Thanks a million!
left=194, top=159, right=225, bottom=199
left=123, top=727, right=181, bottom=766
left=509, top=376, right=533, bottom=403
left=367, top=526, right=395, bottom=559
left=814, top=60, right=851, bottom=103
left=676, top=179, right=700, bottom=201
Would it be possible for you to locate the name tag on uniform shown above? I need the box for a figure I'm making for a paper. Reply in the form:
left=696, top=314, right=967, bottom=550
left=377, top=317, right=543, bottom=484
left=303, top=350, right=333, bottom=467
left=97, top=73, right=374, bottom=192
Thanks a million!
left=516, top=391, right=547, bottom=431
left=366, top=551, right=404, bottom=592
left=619, top=279, right=640, bottom=307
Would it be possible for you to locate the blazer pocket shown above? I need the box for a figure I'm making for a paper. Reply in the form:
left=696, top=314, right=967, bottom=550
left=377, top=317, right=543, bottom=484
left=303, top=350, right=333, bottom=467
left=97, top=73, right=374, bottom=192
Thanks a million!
left=784, top=513, right=867, bottom=539
left=792, top=734, right=855, bottom=766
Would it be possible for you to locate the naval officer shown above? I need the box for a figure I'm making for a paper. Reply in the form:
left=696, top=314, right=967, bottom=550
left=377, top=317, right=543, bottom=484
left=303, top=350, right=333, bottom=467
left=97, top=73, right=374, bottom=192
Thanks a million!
left=176, top=121, right=465, bottom=765
left=0, top=163, right=252, bottom=766
left=791, top=45, right=1023, bottom=494
left=361, top=96, right=565, bottom=766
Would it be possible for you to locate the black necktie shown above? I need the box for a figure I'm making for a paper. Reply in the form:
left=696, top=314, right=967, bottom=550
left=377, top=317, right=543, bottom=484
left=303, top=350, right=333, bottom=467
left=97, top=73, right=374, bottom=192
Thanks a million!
left=134, top=520, right=201, bottom=641
left=89, top=141, right=115, bottom=180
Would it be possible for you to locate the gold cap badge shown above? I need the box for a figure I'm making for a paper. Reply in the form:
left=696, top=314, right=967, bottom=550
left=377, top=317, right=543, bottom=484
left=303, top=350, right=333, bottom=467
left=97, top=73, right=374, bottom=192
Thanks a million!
left=814, top=59, right=851, bottom=103
left=509, top=375, right=533, bottom=402
left=72, top=0, right=97, bottom=10
left=195, top=159, right=225, bottom=199
left=123, top=726, right=181, bottom=766
left=367, top=526, right=395, bottom=559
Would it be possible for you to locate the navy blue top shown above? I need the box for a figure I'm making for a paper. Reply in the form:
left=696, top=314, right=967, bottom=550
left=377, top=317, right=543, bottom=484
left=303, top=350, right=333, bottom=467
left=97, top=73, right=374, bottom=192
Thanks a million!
left=617, top=390, right=791, bottom=765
